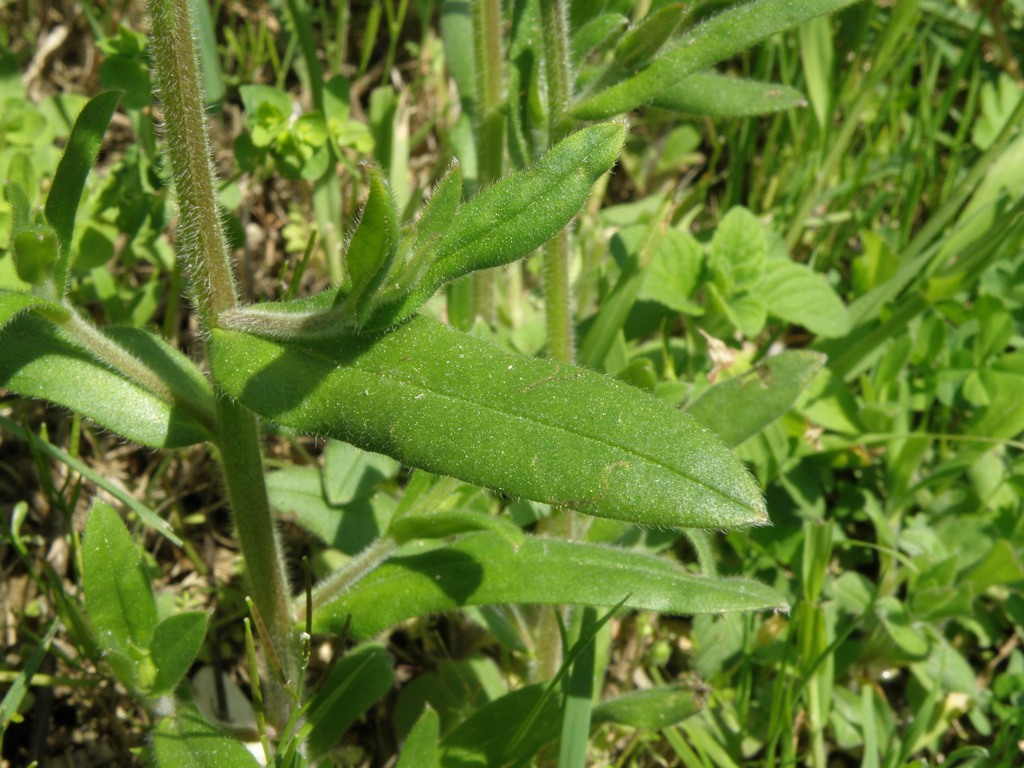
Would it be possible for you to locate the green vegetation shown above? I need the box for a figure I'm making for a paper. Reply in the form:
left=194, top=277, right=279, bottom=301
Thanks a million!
left=1, top=0, right=1023, bottom=765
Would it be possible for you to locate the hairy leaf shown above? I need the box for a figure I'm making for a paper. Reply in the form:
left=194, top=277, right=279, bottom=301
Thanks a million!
left=0, top=313, right=212, bottom=448
left=368, top=123, right=626, bottom=328
left=210, top=315, right=766, bottom=530
left=310, top=532, right=786, bottom=638
left=571, top=0, right=861, bottom=119
left=652, top=71, right=807, bottom=116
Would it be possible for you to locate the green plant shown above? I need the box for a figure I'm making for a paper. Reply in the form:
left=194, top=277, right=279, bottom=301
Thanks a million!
left=7, top=0, right=968, bottom=764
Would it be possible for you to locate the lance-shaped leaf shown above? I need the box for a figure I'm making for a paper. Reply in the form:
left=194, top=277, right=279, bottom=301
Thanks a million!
left=309, top=532, right=786, bottom=638
left=45, top=90, right=121, bottom=296
left=571, top=0, right=861, bottom=120
left=686, top=350, right=825, bottom=448
left=585, top=4, right=688, bottom=96
left=209, top=314, right=766, bottom=530
left=0, top=313, right=213, bottom=448
left=652, top=71, right=807, bottom=117
left=338, top=165, right=399, bottom=322
left=364, top=123, right=626, bottom=329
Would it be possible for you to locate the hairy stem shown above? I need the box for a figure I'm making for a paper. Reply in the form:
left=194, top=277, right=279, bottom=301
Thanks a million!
left=469, top=0, right=505, bottom=324
left=148, top=0, right=297, bottom=726
left=148, top=0, right=237, bottom=324
left=535, top=0, right=579, bottom=683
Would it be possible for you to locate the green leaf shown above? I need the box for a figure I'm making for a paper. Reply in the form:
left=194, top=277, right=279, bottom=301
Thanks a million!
left=389, top=508, right=526, bottom=548
left=303, top=643, right=394, bottom=757
left=210, top=314, right=766, bottom=530
left=385, top=163, right=464, bottom=304
left=439, top=683, right=560, bottom=768
left=45, top=90, right=121, bottom=294
left=83, top=501, right=158, bottom=689
left=323, top=439, right=399, bottom=506
left=12, top=226, right=59, bottom=285
left=578, top=229, right=645, bottom=370
left=651, top=71, right=807, bottom=116
left=149, top=611, right=208, bottom=697
left=151, top=710, right=261, bottom=768
left=0, top=290, right=70, bottom=330
left=711, top=207, right=766, bottom=292
left=339, top=165, right=399, bottom=319
left=571, top=13, right=629, bottom=65
left=586, top=4, right=688, bottom=94
left=686, top=351, right=825, bottom=447
left=641, top=228, right=704, bottom=314
left=368, top=123, right=626, bottom=328
left=239, top=83, right=292, bottom=122
left=759, top=259, right=851, bottom=338
left=311, top=531, right=786, bottom=638
left=266, top=465, right=393, bottom=554
left=0, top=313, right=213, bottom=448
left=396, top=706, right=440, bottom=768
left=571, top=0, right=861, bottom=119
left=591, top=684, right=702, bottom=729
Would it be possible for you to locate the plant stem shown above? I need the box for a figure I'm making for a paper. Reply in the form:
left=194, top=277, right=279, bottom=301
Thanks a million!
left=148, top=0, right=297, bottom=726
left=301, top=536, right=399, bottom=618
left=148, top=0, right=237, bottom=325
left=534, top=0, right=580, bottom=683
left=469, top=0, right=505, bottom=324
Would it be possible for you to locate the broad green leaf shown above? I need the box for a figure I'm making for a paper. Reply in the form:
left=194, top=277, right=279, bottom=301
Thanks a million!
left=393, top=656, right=507, bottom=739
left=45, top=90, right=121, bottom=294
left=439, top=683, right=560, bottom=768
left=323, top=439, right=399, bottom=506
left=210, top=315, right=766, bottom=530
left=760, top=259, right=851, bottom=338
left=311, top=532, right=786, bottom=638
left=686, top=351, right=825, bottom=447
left=0, top=313, right=213, bottom=448
left=641, top=228, right=704, bottom=314
left=303, top=643, right=394, bottom=757
left=239, top=83, right=292, bottom=123
left=368, top=123, right=626, bottom=328
left=396, top=706, right=441, bottom=768
left=83, top=501, right=158, bottom=689
left=651, top=71, right=807, bottom=116
left=707, top=283, right=766, bottom=339
left=106, top=326, right=216, bottom=420
left=591, top=684, right=702, bottom=729
left=571, top=0, right=862, bottom=119
left=149, top=611, right=208, bottom=697
left=12, top=226, right=59, bottom=285
left=266, top=465, right=394, bottom=554
left=151, top=710, right=261, bottom=768
left=711, top=207, right=766, bottom=292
